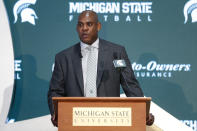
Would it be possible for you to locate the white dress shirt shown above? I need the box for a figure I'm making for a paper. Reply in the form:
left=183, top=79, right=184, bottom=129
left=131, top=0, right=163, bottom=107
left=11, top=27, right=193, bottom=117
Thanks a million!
left=80, top=38, right=99, bottom=95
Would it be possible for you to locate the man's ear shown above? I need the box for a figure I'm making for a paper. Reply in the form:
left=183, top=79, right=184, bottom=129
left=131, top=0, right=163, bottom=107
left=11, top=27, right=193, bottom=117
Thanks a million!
left=97, top=22, right=101, bottom=31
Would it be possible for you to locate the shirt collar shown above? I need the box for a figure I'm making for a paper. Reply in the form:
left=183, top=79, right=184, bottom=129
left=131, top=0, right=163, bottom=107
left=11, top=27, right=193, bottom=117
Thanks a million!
left=80, top=38, right=99, bottom=51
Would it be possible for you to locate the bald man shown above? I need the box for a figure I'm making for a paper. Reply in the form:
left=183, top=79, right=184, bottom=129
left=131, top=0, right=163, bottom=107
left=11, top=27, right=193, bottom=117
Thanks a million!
left=48, top=10, right=154, bottom=126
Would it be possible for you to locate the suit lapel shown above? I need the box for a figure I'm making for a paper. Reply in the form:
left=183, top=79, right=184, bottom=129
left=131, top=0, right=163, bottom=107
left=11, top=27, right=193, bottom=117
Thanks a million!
left=72, top=43, right=84, bottom=95
left=72, top=40, right=107, bottom=94
left=96, top=39, right=107, bottom=88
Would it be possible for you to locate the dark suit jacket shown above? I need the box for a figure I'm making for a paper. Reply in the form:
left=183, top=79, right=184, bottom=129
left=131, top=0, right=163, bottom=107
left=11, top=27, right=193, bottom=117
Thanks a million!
left=48, top=39, right=143, bottom=115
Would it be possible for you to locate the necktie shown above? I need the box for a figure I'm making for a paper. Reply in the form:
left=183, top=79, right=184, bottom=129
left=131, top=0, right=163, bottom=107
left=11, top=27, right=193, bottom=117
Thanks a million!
left=85, top=46, right=97, bottom=97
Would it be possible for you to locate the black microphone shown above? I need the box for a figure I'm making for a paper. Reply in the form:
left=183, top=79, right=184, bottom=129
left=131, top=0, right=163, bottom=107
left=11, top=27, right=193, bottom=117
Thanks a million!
left=113, top=52, right=118, bottom=59
left=113, top=53, right=130, bottom=89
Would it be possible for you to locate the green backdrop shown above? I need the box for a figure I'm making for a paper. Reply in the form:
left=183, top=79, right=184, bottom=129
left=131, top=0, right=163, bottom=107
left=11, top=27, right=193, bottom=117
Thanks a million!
left=4, top=0, right=197, bottom=130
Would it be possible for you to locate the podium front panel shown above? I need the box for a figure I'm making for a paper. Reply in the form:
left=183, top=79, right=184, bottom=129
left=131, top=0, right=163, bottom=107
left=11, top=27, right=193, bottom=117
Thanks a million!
left=57, top=99, right=146, bottom=131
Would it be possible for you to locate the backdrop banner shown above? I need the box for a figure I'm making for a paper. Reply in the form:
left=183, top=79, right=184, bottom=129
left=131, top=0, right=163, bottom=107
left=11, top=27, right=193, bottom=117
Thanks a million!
left=4, top=0, right=197, bottom=130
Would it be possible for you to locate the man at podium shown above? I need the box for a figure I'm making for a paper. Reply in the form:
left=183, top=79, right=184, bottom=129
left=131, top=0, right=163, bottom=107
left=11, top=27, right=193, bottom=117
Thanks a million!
left=48, top=10, right=154, bottom=127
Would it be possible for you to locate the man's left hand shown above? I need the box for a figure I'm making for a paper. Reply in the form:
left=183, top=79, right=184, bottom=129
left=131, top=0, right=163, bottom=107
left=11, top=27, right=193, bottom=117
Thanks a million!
left=146, top=113, right=154, bottom=126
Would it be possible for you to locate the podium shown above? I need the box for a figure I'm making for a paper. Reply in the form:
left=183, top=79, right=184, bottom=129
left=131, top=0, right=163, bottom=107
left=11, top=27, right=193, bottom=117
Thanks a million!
left=53, top=97, right=151, bottom=131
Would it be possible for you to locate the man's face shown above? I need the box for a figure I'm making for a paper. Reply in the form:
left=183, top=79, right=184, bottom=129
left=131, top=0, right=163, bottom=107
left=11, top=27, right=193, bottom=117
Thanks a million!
left=77, top=12, right=101, bottom=45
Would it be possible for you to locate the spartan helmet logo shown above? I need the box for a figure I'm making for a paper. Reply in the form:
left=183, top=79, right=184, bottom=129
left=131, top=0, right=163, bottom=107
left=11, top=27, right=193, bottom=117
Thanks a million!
left=117, top=60, right=124, bottom=67
left=184, top=0, right=197, bottom=24
left=13, top=0, right=38, bottom=25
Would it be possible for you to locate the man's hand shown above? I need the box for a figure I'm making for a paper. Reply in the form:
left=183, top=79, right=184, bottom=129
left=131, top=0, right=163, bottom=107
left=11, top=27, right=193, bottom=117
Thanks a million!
left=51, top=114, right=58, bottom=127
left=146, top=113, right=154, bottom=126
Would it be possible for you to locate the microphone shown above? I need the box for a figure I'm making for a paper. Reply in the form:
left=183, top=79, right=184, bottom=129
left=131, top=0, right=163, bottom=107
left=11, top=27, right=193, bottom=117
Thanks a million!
left=113, top=60, right=126, bottom=68
left=113, top=52, right=126, bottom=68
left=113, top=52, right=118, bottom=59
left=113, top=52, right=143, bottom=96
left=113, top=52, right=130, bottom=89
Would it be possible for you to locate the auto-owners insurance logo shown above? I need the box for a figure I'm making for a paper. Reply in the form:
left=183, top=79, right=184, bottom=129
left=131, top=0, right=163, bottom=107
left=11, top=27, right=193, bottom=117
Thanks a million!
left=67, top=1, right=153, bottom=23
left=184, top=0, right=197, bottom=24
left=132, top=61, right=191, bottom=78
left=13, top=0, right=38, bottom=26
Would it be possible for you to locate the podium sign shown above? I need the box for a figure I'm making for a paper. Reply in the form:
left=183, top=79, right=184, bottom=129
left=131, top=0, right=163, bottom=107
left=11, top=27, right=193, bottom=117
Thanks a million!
left=73, top=107, right=132, bottom=126
left=53, top=97, right=151, bottom=131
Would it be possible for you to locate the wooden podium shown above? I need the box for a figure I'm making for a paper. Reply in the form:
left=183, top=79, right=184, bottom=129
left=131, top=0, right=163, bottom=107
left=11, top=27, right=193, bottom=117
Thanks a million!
left=53, top=97, right=151, bottom=131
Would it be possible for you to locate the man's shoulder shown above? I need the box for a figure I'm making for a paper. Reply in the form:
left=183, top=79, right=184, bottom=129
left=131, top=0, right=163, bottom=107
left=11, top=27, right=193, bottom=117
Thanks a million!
left=100, top=39, right=125, bottom=50
left=55, top=43, right=79, bottom=57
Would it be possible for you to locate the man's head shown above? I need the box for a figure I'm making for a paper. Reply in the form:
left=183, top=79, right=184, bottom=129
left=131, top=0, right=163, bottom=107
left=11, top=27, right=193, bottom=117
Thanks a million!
left=77, top=10, right=101, bottom=45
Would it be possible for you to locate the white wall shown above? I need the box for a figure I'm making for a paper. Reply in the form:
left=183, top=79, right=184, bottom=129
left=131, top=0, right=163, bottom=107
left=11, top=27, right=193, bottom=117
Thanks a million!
left=0, top=0, right=14, bottom=126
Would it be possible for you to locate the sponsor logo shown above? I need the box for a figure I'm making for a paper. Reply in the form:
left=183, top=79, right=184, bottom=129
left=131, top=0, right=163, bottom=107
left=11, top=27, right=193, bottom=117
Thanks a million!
left=68, top=1, right=153, bottom=23
left=132, top=61, right=191, bottom=78
left=52, top=60, right=191, bottom=78
left=14, top=60, right=22, bottom=79
left=184, top=0, right=197, bottom=24
left=13, top=0, right=38, bottom=25
left=181, top=120, right=197, bottom=131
